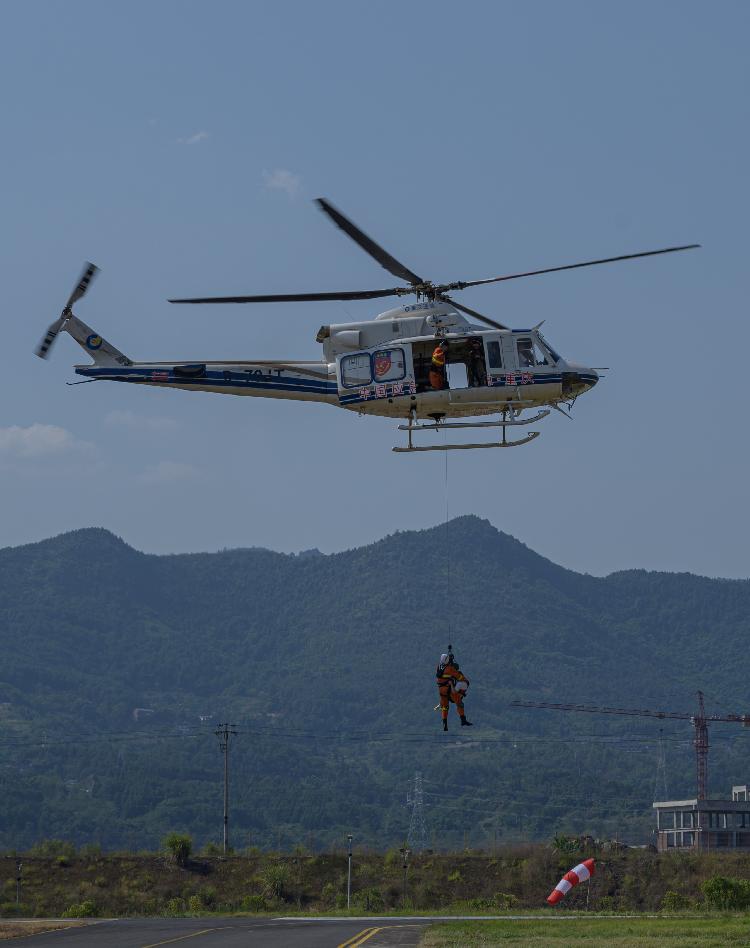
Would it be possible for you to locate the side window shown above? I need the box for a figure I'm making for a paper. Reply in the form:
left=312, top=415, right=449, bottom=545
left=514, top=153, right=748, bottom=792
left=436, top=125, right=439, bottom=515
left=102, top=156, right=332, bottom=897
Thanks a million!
left=486, top=340, right=503, bottom=370
left=341, top=353, right=372, bottom=388
left=372, top=348, right=406, bottom=383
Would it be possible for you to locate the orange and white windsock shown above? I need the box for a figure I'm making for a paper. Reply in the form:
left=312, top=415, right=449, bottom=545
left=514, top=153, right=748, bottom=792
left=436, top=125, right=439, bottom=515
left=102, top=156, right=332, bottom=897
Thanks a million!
left=546, top=858, right=595, bottom=905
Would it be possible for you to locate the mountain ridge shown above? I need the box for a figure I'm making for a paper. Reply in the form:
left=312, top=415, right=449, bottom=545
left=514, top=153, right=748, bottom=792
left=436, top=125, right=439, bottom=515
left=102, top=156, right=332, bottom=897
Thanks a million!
left=1, top=515, right=749, bottom=851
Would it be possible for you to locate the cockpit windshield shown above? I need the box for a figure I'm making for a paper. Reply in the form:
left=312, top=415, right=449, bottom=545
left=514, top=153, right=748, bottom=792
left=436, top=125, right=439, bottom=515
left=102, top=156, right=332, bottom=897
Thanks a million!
left=536, top=330, right=561, bottom=364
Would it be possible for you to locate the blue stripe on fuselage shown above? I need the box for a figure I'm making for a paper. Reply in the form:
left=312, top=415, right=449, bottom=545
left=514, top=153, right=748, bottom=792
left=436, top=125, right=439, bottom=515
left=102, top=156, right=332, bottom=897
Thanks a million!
left=75, top=365, right=337, bottom=395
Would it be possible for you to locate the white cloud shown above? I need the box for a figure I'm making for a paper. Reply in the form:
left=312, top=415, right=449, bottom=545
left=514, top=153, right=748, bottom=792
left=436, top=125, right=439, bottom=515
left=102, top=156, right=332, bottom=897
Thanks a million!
left=137, top=461, right=199, bottom=486
left=263, top=168, right=301, bottom=198
left=0, top=424, right=92, bottom=459
left=105, top=410, right=178, bottom=432
left=177, top=130, right=209, bottom=145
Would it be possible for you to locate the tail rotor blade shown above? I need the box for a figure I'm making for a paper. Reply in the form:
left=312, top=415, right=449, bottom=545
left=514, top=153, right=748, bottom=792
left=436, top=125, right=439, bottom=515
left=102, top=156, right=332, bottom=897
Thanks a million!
left=65, top=262, right=99, bottom=310
left=35, top=316, right=66, bottom=360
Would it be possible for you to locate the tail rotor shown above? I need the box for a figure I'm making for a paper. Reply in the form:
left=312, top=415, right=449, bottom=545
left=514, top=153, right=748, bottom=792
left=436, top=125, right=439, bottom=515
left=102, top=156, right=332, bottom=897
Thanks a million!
left=35, top=262, right=99, bottom=360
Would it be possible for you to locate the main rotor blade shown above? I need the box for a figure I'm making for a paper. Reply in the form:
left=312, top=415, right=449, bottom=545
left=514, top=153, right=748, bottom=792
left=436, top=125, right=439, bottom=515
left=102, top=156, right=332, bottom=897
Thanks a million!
left=439, top=295, right=509, bottom=331
left=65, top=262, right=99, bottom=309
left=316, top=198, right=424, bottom=285
left=169, top=287, right=408, bottom=304
left=451, top=244, right=701, bottom=290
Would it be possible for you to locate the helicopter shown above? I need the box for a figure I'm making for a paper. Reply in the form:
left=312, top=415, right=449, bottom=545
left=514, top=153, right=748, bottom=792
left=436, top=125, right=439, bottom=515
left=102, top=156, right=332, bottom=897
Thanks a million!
left=36, top=200, right=698, bottom=451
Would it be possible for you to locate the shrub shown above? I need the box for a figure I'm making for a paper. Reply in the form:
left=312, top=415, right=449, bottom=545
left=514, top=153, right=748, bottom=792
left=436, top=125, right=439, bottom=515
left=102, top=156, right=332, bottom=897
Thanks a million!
left=447, top=869, right=462, bottom=883
left=62, top=900, right=97, bottom=918
left=260, top=863, right=290, bottom=900
left=552, top=834, right=580, bottom=855
left=240, top=895, right=267, bottom=912
left=165, top=897, right=186, bottom=916
left=661, top=890, right=692, bottom=912
left=187, top=895, right=204, bottom=914
left=202, top=842, right=223, bottom=856
left=30, top=840, right=77, bottom=860
left=353, top=887, right=384, bottom=912
left=702, top=876, right=750, bottom=910
left=495, top=892, right=519, bottom=909
left=0, top=902, right=27, bottom=917
left=164, top=833, right=192, bottom=866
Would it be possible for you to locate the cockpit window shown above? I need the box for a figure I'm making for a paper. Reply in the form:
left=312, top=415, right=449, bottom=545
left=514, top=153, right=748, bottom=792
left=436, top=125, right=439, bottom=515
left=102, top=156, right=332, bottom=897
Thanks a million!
left=517, top=337, right=550, bottom=367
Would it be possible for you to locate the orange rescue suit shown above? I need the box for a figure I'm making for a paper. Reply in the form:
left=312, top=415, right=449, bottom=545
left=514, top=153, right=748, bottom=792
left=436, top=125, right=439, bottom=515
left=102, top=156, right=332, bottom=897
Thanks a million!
left=436, top=661, right=468, bottom=721
left=429, top=344, right=447, bottom=390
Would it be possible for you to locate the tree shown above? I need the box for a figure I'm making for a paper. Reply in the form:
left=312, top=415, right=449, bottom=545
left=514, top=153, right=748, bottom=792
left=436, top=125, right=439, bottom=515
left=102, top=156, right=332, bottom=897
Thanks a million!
left=164, top=832, right=192, bottom=866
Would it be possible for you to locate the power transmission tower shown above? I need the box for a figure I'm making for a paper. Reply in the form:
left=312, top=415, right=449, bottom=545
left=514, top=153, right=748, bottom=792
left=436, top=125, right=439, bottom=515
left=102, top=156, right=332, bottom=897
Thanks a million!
left=215, top=723, right=238, bottom=854
left=653, top=728, right=669, bottom=802
left=407, top=772, right=428, bottom=851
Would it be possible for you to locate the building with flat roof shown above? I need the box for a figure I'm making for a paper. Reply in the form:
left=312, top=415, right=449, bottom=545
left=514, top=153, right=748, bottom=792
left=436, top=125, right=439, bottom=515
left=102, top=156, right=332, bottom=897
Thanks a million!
left=653, top=785, right=750, bottom=851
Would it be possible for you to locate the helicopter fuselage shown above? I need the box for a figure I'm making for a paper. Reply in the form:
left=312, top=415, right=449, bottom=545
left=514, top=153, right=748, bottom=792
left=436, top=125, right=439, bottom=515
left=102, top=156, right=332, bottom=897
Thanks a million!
left=72, top=302, right=598, bottom=420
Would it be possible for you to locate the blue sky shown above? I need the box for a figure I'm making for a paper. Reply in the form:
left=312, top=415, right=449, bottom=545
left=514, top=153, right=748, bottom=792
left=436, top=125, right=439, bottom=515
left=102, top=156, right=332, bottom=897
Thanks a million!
left=1, top=0, right=748, bottom=576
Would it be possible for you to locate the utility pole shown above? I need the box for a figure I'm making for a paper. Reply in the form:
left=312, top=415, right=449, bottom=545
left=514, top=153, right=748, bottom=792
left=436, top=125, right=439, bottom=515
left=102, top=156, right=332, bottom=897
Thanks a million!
left=653, top=728, right=669, bottom=802
left=215, top=723, right=238, bottom=854
left=347, top=834, right=353, bottom=909
left=512, top=690, right=750, bottom=800
left=15, top=860, right=22, bottom=905
left=399, top=846, right=410, bottom=907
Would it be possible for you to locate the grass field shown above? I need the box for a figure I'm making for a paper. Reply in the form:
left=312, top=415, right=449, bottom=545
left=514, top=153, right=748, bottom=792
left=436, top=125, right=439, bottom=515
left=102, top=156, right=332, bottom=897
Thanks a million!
left=420, top=916, right=750, bottom=947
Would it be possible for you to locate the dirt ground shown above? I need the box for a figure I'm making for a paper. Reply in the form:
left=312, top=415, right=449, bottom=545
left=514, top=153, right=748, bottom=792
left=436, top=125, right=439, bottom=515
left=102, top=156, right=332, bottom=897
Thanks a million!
left=0, top=921, right=85, bottom=940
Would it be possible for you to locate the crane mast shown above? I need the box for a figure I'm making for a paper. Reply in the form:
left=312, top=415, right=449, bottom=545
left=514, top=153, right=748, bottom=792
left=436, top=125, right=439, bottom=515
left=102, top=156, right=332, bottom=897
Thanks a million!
left=512, top=691, right=750, bottom=800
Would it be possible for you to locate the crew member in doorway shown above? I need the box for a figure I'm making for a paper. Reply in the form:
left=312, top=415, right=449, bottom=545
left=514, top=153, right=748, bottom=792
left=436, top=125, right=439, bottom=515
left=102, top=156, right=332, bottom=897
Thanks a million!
left=429, top=340, right=448, bottom=390
left=436, top=652, right=473, bottom=731
left=467, top=337, right=487, bottom=388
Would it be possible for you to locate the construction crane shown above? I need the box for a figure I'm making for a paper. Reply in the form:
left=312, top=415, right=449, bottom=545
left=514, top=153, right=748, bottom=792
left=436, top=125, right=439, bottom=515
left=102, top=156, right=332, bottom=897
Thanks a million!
left=511, top=691, right=750, bottom=800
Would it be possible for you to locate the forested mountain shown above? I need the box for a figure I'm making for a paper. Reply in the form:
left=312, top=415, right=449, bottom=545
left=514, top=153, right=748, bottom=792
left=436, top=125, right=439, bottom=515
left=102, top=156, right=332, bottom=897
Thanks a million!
left=1, top=517, right=749, bottom=851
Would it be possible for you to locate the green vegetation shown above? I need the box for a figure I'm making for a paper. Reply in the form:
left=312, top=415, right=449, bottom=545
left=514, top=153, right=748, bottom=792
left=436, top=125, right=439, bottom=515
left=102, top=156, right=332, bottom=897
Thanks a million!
left=1, top=517, right=750, bottom=850
left=421, top=916, right=750, bottom=947
left=164, top=833, right=193, bottom=866
left=2, top=846, right=750, bottom=918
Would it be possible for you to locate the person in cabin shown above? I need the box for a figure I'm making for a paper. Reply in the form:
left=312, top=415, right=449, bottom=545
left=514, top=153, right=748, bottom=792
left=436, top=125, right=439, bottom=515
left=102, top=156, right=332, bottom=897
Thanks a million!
left=436, top=651, right=472, bottom=731
left=467, top=336, right=487, bottom=387
left=429, top=340, right=448, bottom=390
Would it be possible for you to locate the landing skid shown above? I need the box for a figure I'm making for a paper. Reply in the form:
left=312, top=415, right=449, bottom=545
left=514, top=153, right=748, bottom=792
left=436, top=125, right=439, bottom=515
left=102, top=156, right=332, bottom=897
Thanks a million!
left=393, top=408, right=548, bottom=453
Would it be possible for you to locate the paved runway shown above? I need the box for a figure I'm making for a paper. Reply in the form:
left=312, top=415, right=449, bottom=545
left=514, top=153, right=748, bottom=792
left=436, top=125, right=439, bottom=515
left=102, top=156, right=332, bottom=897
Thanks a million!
left=14, top=916, right=434, bottom=947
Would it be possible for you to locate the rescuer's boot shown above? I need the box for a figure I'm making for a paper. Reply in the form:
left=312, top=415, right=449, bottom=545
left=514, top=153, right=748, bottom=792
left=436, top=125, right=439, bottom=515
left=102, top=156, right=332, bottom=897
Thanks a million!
left=442, top=719, right=448, bottom=732
left=460, top=716, right=473, bottom=726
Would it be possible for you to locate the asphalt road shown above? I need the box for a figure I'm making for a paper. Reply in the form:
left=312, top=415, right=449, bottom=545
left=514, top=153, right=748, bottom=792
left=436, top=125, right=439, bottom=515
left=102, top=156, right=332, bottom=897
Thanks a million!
left=13, top=916, right=434, bottom=947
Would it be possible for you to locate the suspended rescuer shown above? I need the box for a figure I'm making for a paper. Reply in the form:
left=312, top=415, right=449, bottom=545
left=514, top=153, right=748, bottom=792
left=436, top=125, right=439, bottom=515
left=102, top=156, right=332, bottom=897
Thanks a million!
left=436, top=651, right=473, bottom=731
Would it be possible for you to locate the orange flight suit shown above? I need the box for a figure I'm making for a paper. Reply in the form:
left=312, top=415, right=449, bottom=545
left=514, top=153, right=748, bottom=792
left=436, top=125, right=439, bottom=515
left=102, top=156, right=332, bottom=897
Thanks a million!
left=436, top=661, right=468, bottom=723
left=429, top=344, right=447, bottom=390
